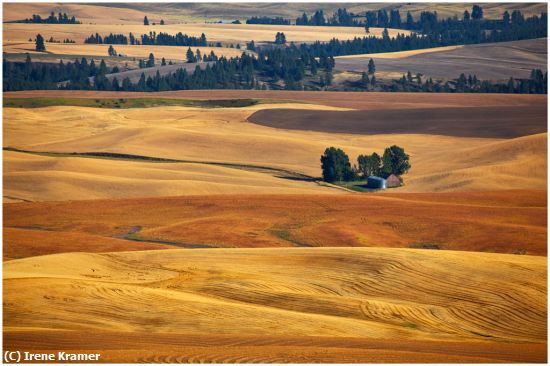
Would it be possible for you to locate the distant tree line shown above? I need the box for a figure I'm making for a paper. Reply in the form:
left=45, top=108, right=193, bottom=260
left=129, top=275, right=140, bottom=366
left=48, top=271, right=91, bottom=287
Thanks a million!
left=5, top=48, right=547, bottom=94
left=293, top=5, right=545, bottom=37
left=246, top=16, right=290, bottom=25
left=16, top=11, right=79, bottom=24
left=140, top=32, right=207, bottom=46
left=46, top=36, right=75, bottom=44
left=185, top=48, right=220, bottom=63
left=383, top=70, right=548, bottom=94
left=320, top=146, right=410, bottom=183
left=85, top=32, right=207, bottom=46
left=298, top=15, right=546, bottom=59
left=85, top=33, right=128, bottom=45
left=296, top=8, right=361, bottom=26
left=3, top=55, right=118, bottom=91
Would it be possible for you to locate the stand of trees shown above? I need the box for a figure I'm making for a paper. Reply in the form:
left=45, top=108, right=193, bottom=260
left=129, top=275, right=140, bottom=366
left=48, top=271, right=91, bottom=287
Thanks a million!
left=294, top=5, right=546, bottom=39
left=186, top=48, right=220, bottom=63
left=85, top=33, right=129, bottom=44
left=246, top=16, right=290, bottom=25
left=321, top=146, right=410, bottom=183
left=3, top=55, right=117, bottom=91
left=380, top=70, right=548, bottom=94
left=298, top=12, right=546, bottom=59
left=274, top=32, right=287, bottom=44
left=140, top=32, right=207, bottom=46
left=18, top=12, right=79, bottom=24
left=363, top=5, right=540, bottom=33
left=84, top=32, right=207, bottom=46
left=297, top=8, right=361, bottom=26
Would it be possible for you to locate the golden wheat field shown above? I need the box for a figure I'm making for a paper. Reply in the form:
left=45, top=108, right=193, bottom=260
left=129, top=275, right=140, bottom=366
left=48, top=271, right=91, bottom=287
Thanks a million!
left=4, top=247, right=547, bottom=362
left=2, top=0, right=549, bottom=362
left=3, top=99, right=547, bottom=198
left=3, top=102, right=548, bottom=363
left=3, top=41, right=248, bottom=61
left=335, top=45, right=464, bottom=59
left=3, top=23, right=408, bottom=45
left=2, top=92, right=547, bottom=362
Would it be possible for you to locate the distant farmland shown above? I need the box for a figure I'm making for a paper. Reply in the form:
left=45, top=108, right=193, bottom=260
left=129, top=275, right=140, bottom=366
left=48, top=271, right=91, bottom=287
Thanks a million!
left=335, top=38, right=548, bottom=80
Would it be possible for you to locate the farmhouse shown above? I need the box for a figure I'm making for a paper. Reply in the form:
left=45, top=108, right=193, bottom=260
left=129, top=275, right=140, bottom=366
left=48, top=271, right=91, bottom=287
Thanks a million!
left=367, top=176, right=386, bottom=189
left=386, top=174, right=401, bottom=188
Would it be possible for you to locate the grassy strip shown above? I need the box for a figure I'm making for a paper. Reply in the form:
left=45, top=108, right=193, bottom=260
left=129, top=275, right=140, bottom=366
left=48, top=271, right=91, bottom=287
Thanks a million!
left=3, top=97, right=262, bottom=109
left=335, top=180, right=380, bottom=192
left=269, top=229, right=312, bottom=247
left=124, top=233, right=214, bottom=249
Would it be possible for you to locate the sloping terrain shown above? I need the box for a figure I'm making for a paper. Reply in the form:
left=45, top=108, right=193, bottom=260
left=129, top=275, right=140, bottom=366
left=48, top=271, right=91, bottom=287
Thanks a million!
left=4, top=247, right=547, bottom=362
left=3, top=227, right=176, bottom=261
left=4, top=150, right=340, bottom=202
left=4, top=102, right=547, bottom=193
left=3, top=23, right=405, bottom=44
left=3, top=42, right=246, bottom=61
left=98, top=62, right=214, bottom=85
left=5, top=190, right=546, bottom=256
left=335, top=38, right=548, bottom=80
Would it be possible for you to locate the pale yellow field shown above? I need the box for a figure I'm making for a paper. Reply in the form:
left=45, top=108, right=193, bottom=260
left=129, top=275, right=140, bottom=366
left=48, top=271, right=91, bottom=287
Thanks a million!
left=2, top=3, right=154, bottom=24
left=3, top=41, right=248, bottom=61
left=3, top=104, right=547, bottom=199
left=3, top=23, right=410, bottom=45
left=4, top=150, right=342, bottom=202
left=4, top=247, right=546, bottom=362
left=336, top=45, right=464, bottom=59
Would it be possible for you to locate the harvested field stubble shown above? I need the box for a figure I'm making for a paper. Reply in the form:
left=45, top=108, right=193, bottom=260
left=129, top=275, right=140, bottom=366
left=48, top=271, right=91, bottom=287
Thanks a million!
left=4, top=247, right=547, bottom=362
left=4, top=190, right=547, bottom=257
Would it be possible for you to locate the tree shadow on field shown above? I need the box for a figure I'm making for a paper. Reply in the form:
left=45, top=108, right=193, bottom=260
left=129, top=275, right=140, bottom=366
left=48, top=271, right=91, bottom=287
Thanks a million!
left=274, top=175, right=319, bottom=182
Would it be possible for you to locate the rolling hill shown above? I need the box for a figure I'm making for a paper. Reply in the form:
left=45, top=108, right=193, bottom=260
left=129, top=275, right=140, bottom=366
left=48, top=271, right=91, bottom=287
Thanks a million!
left=4, top=190, right=546, bottom=256
left=335, top=38, right=548, bottom=80
left=4, top=247, right=547, bottom=362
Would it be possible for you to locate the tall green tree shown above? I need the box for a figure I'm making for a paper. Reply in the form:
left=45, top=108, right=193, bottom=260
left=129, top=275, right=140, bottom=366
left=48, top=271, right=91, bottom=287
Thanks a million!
left=381, top=145, right=410, bottom=177
left=275, top=32, right=287, bottom=44
left=146, top=53, right=155, bottom=67
left=368, top=58, right=375, bottom=74
left=143, top=16, right=149, bottom=25
left=107, top=45, right=117, bottom=56
left=357, top=153, right=381, bottom=178
left=186, top=47, right=196, bottom=63
left=35, top=34, right=46, bottom=52
left=471, top=5, right=483, bottom=20
left=320, top=147, right=355, bottom=182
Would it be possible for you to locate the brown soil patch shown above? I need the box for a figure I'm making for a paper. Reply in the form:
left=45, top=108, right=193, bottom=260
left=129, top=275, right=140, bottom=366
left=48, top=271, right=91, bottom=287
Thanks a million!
left=248, top=104, right=547, bottom=138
